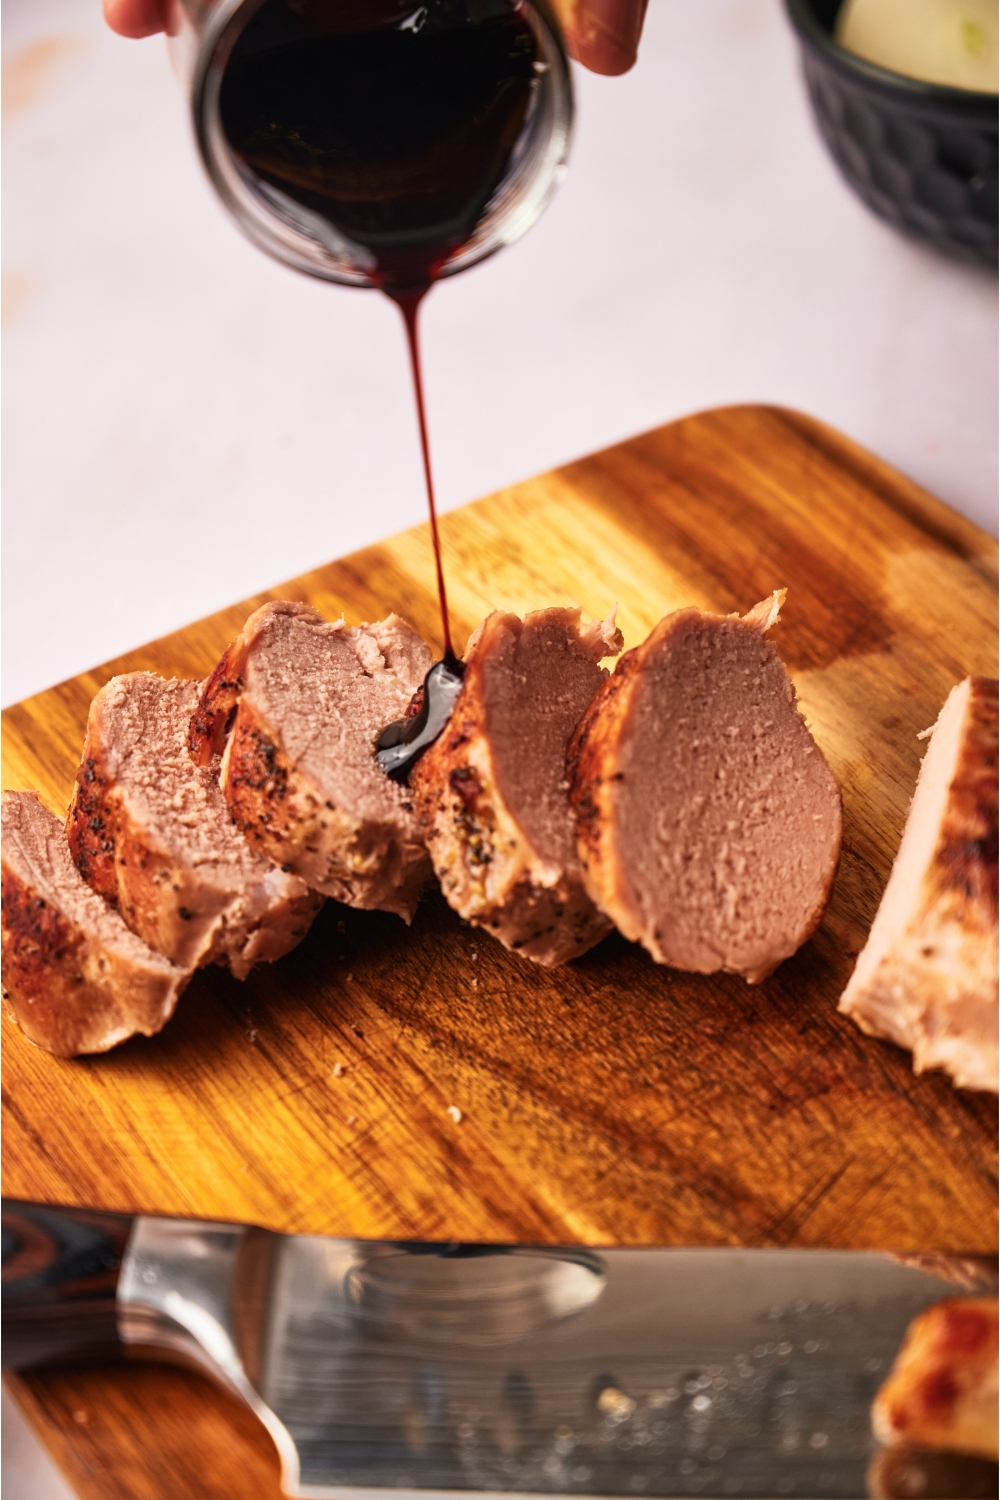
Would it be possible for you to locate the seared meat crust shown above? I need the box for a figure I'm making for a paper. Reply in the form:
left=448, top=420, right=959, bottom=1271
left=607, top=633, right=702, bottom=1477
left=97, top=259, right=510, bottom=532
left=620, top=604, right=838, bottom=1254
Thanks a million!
left=567, top=642, right=646, bottom=941
left=188, top=643, right=243, bottom=765
left=221, top=692, right=431, bottom=918
left=410, top=607, right=622, bottom=966
left=67, top=674, right=322, bottom=979
left=2, top=790, right=188, bottom=1056
left=192, top=600, right=434, bottom=921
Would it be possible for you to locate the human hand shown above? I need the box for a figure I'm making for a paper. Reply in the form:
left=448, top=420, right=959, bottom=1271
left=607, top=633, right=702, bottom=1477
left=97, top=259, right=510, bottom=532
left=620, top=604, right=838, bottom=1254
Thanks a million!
left=550, top=0, right=648, bottom=74
left=103, top=0, right=167, bottom=38
left=103, top=0, right=648, bottom=73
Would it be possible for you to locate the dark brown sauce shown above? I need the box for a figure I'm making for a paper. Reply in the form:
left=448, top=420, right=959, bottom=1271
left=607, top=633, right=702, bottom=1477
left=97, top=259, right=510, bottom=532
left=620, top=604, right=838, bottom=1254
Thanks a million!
left=219, top=0, right=538, bottom=296
left=376, top=285, right=467, bottom=782
left=388, top=285, right=454, bottom=661
left=375, top=652, right=465, bottom=780
left=220, top=0, right=538, bottom=772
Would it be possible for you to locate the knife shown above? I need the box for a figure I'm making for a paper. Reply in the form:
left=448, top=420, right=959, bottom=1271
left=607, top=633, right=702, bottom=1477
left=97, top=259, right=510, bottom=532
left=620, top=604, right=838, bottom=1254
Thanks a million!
left=2, top=1201, right=995, bottom=1500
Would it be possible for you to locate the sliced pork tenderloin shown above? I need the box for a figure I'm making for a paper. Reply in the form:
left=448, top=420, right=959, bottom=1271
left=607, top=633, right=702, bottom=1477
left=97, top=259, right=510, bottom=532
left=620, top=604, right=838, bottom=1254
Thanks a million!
left=410, top=607, right=623, bottom=966
left=568, top=592, right=842, bottom=982
left=2, top=790, right=189, bottom=1056
left=189, top=601, right=434, bottom=920
left=67, top=673, right=323, bottom=979
left=839, top=676, right=998, bottom=1092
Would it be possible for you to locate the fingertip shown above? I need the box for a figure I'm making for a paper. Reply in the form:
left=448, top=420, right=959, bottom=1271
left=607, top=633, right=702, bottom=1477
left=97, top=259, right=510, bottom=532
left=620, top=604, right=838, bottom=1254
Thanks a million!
left=102, top=0, right=168, bottom=39
left=563, top=0, right=644, bottom=77
left=567, top=28, right=638, bottom=75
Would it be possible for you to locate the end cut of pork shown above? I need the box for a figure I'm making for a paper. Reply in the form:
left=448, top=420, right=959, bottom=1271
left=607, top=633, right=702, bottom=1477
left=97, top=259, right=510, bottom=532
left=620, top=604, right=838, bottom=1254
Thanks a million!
left=2, top=789, right=189, bottom=1056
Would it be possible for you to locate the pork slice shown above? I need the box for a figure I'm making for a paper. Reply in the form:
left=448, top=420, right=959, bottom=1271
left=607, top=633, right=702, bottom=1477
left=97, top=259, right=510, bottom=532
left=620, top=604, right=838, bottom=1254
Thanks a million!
left=871, top=1296, right=999, bottom=1461
left=410, top=606, right=623, bottom=966
left=67, top=673, right=323, bottom=979
left=568, top=592, right=842, bottom=982
left=839, top=676, right=998, bottom=1092
left=190, top=600, right=434, bottom=920
left=2, top=790, right=188, bottom=1056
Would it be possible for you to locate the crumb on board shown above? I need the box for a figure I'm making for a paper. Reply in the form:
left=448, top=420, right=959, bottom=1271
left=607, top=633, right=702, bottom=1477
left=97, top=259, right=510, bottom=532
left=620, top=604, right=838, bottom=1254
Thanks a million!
left=331, top=1062, right=346, bottom=1078
left=597, top=1387, right=635, bottom=1419
left=447, top=1105, right=462, bottom=1124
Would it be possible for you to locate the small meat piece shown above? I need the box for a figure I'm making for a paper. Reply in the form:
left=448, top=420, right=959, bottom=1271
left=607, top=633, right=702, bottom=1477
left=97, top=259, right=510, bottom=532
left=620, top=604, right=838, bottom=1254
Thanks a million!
left=2, top=790, right=188, bottom=1056
left=839, top=676, right=998, bottom=1092
left=410, top=606, right=623, bottom=966
left=889, top=1254, right=999, bottom=1295
left=568, top=592, right=842, bottom=982
left=872, top=1297, right=999, bottom=1462
left=67, top=674, right=322, bottom=979
left=189, top=601, right=434, bottom=920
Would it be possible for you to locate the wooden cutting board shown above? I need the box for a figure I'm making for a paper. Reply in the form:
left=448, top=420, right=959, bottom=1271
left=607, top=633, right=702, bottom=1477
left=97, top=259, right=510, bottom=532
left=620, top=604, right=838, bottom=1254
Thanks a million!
left=3, top=405, right=997, bottom=1500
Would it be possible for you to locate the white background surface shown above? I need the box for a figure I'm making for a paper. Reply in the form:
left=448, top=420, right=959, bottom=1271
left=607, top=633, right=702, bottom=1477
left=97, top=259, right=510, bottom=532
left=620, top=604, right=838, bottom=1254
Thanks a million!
left=1, top=0, right=997, bottom=1493
left=3, top=0, right=997, bottom=711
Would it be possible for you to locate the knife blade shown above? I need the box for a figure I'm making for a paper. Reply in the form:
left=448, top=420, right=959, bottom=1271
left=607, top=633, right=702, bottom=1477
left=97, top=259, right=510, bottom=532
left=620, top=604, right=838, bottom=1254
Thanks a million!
left=2, top=1201, right=995, bottom=1500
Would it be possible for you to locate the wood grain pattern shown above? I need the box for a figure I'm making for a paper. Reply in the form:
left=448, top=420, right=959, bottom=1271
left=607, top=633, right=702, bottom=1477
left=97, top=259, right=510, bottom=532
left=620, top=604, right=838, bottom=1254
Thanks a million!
left=3, top=406, right=997, bottom=1498
left=4, top=1366, right=283, bottom=1500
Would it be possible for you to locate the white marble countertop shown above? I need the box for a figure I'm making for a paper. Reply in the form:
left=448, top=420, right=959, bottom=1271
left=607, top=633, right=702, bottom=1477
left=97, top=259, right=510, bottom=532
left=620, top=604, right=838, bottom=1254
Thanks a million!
left=1, top=0, right=996, bottom=1493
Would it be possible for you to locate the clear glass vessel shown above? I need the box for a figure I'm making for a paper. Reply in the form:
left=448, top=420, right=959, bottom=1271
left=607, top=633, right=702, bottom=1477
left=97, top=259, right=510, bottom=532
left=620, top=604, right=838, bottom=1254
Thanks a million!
left=166, top=0, right=574, bottom=286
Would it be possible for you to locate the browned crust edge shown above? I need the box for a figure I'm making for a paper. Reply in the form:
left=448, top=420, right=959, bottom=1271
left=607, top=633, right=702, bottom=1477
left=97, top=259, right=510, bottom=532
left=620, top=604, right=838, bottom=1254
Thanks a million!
left=222, top=701, right=299, bottom=865
left=929, top=676, right=998, bottom=925
left=410, top=651, right=503, bottom=899
left=66, top=715, right=222, bottom=969
left=566, top=640, right=643, bottom=922
left=1, top=861, right=185, bottom=1057
left=65, top=748, right=122, bottom=907
left=412, top=612, right=614, bottom=964
left=187, top=600, right=328, bottom=769
left=188, top=639, right=246, bottom=767
left=223, top=696, right=430, bottom=919
left=67, top=688, right=324, bottom=975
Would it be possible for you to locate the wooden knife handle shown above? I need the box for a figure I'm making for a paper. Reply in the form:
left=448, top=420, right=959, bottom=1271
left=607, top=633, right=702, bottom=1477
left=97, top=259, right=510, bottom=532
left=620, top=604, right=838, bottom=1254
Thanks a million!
left=1, top=1200, right=135, bottom=1370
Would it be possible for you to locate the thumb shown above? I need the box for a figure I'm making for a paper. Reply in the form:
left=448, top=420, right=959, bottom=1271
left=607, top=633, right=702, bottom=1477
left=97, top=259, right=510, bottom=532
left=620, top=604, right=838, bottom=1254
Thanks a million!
left=552, top=0, right=649, bottom=75
left=102, top=0, right=169, bottom=39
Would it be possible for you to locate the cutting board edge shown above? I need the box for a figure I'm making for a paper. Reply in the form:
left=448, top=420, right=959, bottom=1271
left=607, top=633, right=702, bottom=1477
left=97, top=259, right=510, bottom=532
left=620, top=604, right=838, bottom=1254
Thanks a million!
left=3, top=402, right=996, bottom=726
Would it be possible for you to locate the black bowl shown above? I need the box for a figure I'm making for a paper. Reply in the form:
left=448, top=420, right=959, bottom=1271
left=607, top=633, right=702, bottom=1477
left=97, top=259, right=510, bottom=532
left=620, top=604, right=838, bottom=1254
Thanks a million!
left=784, top=0, right=998, bottom=265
